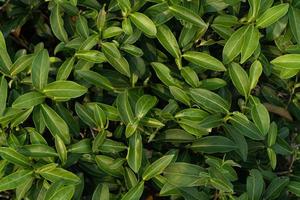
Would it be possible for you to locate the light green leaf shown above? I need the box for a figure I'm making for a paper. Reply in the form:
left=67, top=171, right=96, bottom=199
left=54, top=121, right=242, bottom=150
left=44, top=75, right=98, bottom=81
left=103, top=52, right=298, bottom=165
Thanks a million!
left=127, top=133, right=142, bottom=173
left=249, top=60, right=263, bottom=90
left=0, top=170, right=33, bottom=192
left=56, top=57, right=75, bottom=80
left=0, top=76, right=7, bottom=116
left=267, top=122, right=277, bottom=147
left=0, top=147, right=31, bottom=167
left=129, top=12, right=157, bottom=37
left=75, top=50, right=106, bottom=63
left=10, top=54, right=34, bottom=76
left=248, top=0, right=261, bottom=21
left=76, top=15, right=89, bottom=38
left=180, top=67, right=200, bottom=88
left=270, top=54, right=300, bottom=69
left=50, top=4, right=68, bottom=43
left=12, top=91, right=45, bottom=109
left=156, top=25, right=181, bottom=58
left=135, top=95, right=157, bottom=119
left=121, top=181, right=144, bottom=200
left=256, top=4, right=289, bottom=28
left=92, top=183, right=110, bottom=200
left=76, top=70, right=114, bottom=91
left=116, top=91, right=134, bottom=124
left=251, top=103, right=270, bottom=135
left=246, top=169, right=264, bottom=200
left=45, top=181, right=75, bottom=200
left=55, top=135, right=67, bottom=164
left=240, top=25, right=260, bottom=63
left=39, top=167, right=80, bottom=184
left=169, top=86, right=191, bottom=106
left=151, top=62, right=180, bottom=87
left=267, top=148, right=276, bottom=169
left=289, top=6, right=300, bottom=45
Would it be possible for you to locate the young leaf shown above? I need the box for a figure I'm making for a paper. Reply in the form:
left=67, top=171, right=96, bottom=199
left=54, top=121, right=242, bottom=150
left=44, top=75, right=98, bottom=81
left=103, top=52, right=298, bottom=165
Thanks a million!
left=142, top=155, right=174, bottom=181
left=55, top=135, right=67, bottom=164
left=75, top=50, right=106, bottom=63
left=270, top=54, right=300, bottom=69
left=92, top=183, right=110, bottom=200
left=249, top=60, right=263, bottom=90
left=32, top=49, right=50, bottom=90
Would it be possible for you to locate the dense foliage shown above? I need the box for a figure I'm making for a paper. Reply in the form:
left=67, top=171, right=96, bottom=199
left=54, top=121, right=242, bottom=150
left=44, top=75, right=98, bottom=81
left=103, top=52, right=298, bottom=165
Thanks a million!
left=0, top=0, right=300, bottom=199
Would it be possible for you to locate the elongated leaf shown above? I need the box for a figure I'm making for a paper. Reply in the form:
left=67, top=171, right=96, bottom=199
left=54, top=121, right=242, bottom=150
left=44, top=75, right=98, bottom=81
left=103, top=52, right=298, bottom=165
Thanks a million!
left=289, top=6, right=300, bottom=45
left=169, top=5, right=207, bottom=28
left=0, top=170, right=33, bottom=192
left=10, top=54, right=33, bottom=76
left=151, top=62, right=180, bottom=87
left=116, top=91, right=134, bottom=124
left=190, top=136, right=237, bottom=153
left=45, top=182, right=75, bottom=200
left=76, top=15, right=89, bottom=38
left=169, top=86, right=191, bottom=106
left=241, top=25, right=260, bottom=63
left=251, top=103, right=270, bottom=135
left=56, top=57, right=75, bottom=80
left=156, top=25, right=180, bottom=58
left=76, top=70, right=114, bottom=91
left=39, top=167, right=80, bottom=184
left=183, top=51, right=226, bottom=71
left=32, top=49, right=50, bottom=90
left=256, top=4, right=289, bottom=28
left=249, top=60, right=262, bottom=90
left=12, top=91, right=45, bottom=109
left=246, top=169, right=264, bottom=200
left=287, top=181, right=300, bottom=197
left=55, top=135, right=67, bottom=164
left=271, top=54, right=300, bottom=69
left=135, top=95, right=157, bottom=119
left=142, top=155, right=174, bottom=181
left=0, top=48, right=12, bottom=74
left=41, top=104, right=70, bottom=144
left=121, top=181, right=144, bottom=200
left=75, top=50, right=106, bottom=63
left=129, top=12, right=157, bottom=36
left=0, top=147, right=31, bottom=167
left=92, top=183, right=110, bottom=200
left=50, top=4, right=68, bottom=43
left=0, top=76, right=7, bottom=116
left=228, top=62, right=250, bottom=97
left=248, top=0, right=261, bottom=21
left=127, top=133, right=142, bottom=173
left=264, top=176, right=289, bottom=199
left=42, top=81, right=87, bottom=99
left=189, top=88, right=230, bottom=114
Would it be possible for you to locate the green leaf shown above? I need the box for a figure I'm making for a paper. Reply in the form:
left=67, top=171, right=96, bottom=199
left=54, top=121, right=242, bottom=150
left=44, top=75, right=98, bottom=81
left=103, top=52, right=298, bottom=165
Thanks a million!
left=183, top=51, right=226, bottom=71
left=0, top=47, right=12, bottom=74
left=288, top=181, right=300, bottom=197
left=127, top=132, right=142, bottom=173
left=249, top=60, right=263, bottom=90
left=10, top=54, right=34, bottom=76
left=56, top=57, right=75, bottom=80
left=41, top=104, right=70, bottom=144
left=116, top=91, right=135, bottom=124
left=270, top=54, right=300, bottom=69
left=95, top=155, right=124, bottom=177
left=135, top=95, right=157, bottom=119
left=55, top=135, right=67, bottom=164
left=156, top=25, right=181, bottom=58
left=228, top=62, right=250, bottom=97
left=0, top=170, right=33, bottom=192
left=19, top=144, right=58, bottom=157
left=264, top=176, right=289, bottom=200
left=75, top=50, right=106, bottom=63
left=180, top=67, right=200, bottom=88
left=50, top=4, right=68, bottom=43
left=0, top=31, right=6, bottom=50
left=42, top=81, right=87, bottom=100
left=251, top=103, right=270, bottom=135
left=169, top=86, right=191, bottom=106
left=129, top=12, right=157, bottom=37
left=32, top=49, right=50, bottom=90
left=223, top=26, right=247, bottom=64
left=229, top=112, right=264, bottom=140
left=15, top=176, right=34, bottom=200
left=267, top=148, right=277, bottom=169
left=76, top=15, right=89, bottom=38
left=248, top=0, right=261, bottom=21
left=0, top=76, right=7, bottom=116
left=92, top=183, right=110, bottom=200
left=142, top=155, right=174, bottom=181
left=12, top=91, right=45, bottom=109
left=68, top=138, right=92, bottom=154
left=256, top=4, right=289, bottom=28
left=76, top=70, right=114, bottom=91
left=102, top=26, right=124, bottom=39
left=92, top=130, right=106, bottom=153
left=39, top=167, right=80, bottom=184
left=0, top=147, right=31, bottom=167
left=289, top=6, right=300, bottom=45
left=45, top=181, right=75, bottom=200
left=121, top=181, right=144, bottom=200
left=240, top=25, right=260, bottom=63
left=102, top=42, right=131, bottom=77
left=267, top=122, right=277, bottom=147
left=169, top=5, right=207, bottom=28
left=190, top=136, right=237, bottom=153
left=151, top=62, right=180, bottom=87
left=75, top=103, right=96, bottom=127
left=92, top=104, right=106, bottom=129
left=189, top=88, right=230, bottom=114
left=117, top=0, right=131, bottom=14
left=246, top=169, right=264, bottom=200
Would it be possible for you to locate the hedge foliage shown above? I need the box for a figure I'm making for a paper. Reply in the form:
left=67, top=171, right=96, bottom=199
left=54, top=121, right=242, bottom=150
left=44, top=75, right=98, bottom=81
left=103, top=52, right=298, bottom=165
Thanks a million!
left=0, top=0, right=300, bottom=199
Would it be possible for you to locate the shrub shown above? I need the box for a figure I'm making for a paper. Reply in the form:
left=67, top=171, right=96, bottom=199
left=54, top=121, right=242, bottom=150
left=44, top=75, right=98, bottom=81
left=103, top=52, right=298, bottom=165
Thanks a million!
left=0, top=0, right=300, bottom=199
